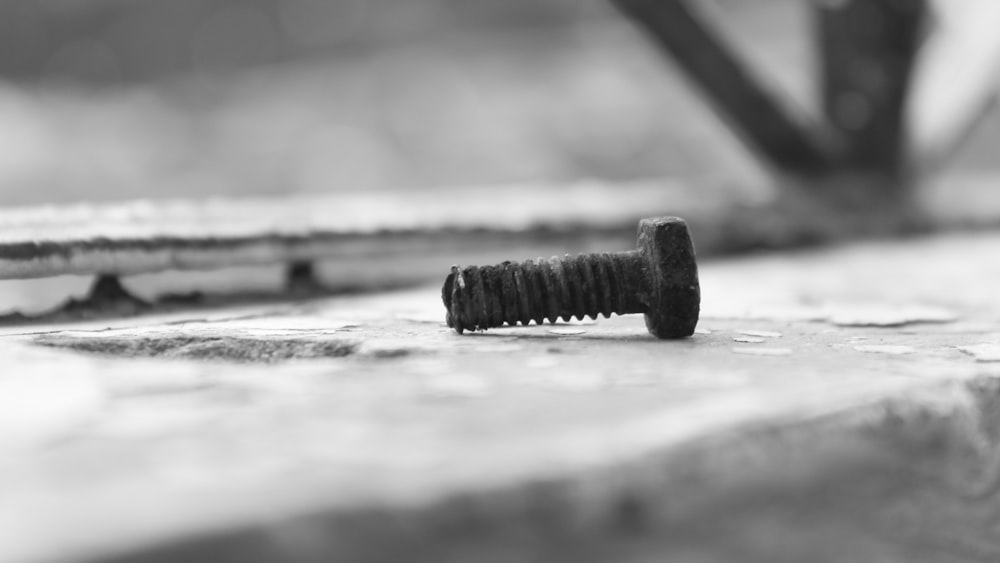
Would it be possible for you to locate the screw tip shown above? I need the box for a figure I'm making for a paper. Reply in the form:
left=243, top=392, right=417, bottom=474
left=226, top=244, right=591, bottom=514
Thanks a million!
left=442, top=266, right=464, bottom=333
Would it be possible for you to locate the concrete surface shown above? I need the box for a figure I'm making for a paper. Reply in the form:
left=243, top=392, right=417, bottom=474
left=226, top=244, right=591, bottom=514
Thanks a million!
left=0, top=231, right=1000, bottom=563
left=3, top=231, right=1000, bottom=562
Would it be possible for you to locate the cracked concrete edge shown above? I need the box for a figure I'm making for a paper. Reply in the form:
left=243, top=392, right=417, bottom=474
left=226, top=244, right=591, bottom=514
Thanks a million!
left=84, top=375, right=1000, bottom=563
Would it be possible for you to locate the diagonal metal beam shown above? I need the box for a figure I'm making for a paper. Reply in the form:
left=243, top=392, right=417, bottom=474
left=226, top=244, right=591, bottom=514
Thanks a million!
left=608, top=0, right=839, bottom=177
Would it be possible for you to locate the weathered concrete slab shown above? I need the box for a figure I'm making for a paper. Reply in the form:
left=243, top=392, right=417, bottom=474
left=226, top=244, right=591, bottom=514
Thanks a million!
left=3, top=232, right=1000, bottom=562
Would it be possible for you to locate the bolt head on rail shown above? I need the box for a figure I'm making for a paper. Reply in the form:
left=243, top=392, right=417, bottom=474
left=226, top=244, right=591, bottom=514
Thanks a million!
left=637, top=217, right=700, bottom=339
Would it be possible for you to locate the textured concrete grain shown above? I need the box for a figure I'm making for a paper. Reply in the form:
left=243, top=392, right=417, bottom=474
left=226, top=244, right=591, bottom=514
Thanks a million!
left=4, top=233, right=1000, bottom=562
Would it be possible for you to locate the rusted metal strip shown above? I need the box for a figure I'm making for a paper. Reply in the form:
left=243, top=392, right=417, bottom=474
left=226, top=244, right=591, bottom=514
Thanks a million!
left=2, top=175, right=999, bottom=285
left=0, top=180, right=741, bottom=281
left=608, top=0, right=838, bottom=177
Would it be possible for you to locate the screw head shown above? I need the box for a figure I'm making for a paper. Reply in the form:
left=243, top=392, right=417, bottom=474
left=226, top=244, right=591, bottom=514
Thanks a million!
left=637, top=217, right=700, bottom=338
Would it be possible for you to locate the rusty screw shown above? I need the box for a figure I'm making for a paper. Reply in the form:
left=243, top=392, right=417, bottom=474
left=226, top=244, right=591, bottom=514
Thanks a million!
left=442, top=216, right=700, bottom=339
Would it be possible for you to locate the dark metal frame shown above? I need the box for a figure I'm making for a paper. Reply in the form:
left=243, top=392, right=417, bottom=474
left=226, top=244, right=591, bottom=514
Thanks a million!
left=609, top=0, right=996, bottom=211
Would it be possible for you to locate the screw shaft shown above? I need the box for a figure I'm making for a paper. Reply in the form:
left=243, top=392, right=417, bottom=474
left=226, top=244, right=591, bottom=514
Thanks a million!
left=443, top=252, right=647, bottom=333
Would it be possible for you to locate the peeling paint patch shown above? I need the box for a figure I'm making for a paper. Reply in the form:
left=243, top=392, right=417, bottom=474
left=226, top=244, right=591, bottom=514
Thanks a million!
left=705, top=301, right=959, bottom=329
left=828, top=304, right=957, bottom=327
left=201, top=317, right=359, bottom=332
left=738, top=330, right=782, bottom=338
left=733, top=347, right=792, bottom=357
left=854, top=345, right=916, bottom=356
left=733, top=336, right=766, bottom=344
left=957, top=344, right=1000, bottom=363
left=700, top=303, right=828, bottom=322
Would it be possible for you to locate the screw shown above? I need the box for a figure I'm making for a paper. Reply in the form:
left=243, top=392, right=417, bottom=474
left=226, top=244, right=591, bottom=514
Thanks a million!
left=442, top=216, right=700, bottom=339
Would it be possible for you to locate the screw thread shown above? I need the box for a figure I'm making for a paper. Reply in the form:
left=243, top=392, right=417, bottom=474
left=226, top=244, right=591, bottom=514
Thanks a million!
left=443, top=251, right=645, bottom=333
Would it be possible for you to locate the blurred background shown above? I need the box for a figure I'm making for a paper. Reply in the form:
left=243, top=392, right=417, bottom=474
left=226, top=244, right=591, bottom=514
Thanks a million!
left=4, top=0, right=996, bottom=208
